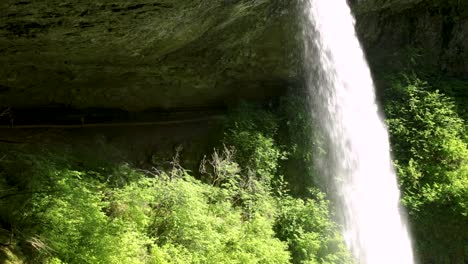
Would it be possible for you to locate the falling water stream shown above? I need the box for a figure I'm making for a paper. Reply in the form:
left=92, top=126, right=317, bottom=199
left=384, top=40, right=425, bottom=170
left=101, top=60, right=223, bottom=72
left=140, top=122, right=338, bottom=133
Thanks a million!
left=302, top=1, right=415, bottom=263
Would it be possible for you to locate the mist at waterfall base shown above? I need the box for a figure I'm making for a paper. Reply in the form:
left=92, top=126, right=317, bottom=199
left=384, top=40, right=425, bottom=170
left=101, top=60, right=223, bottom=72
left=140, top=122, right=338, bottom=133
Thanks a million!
left=302, top=1, right=415, bottom=263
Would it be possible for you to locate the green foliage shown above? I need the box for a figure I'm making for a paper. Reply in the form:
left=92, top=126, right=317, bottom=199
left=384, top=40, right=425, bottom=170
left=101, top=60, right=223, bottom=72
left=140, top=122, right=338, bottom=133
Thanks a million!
left=433, top=77, right=468, bottom=120
left=385, top=77, right=468, bottom=213
left=223, top=103, right=279, bottom=138
left=279, top=95, right=316, bottom=163
left=223, top=102, right=286, bottom=184
left=200, top=147, right=272, bottom=220
left=0, top=102, right=352, bottom=263
left=384, top=76, right=468, bottom=263
left=275, top=191, right=352, bottom=264
left=277, top=94, right=325, bottom=196
left=220, top=102, right=352, bottom=263
left=23, top=169, right=156, bottom=264
left=147, top=171, right=290, bottom=264
left=0, top=148, right=291, bottom=263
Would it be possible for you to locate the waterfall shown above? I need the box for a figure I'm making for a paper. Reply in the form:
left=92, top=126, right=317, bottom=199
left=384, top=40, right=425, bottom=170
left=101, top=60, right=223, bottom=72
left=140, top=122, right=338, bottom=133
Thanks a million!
left=302, top=1, right=415, bottom=263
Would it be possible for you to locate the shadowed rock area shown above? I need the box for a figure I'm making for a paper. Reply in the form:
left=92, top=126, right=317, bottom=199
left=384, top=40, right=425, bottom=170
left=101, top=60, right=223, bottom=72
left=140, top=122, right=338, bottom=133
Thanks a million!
left=0, top=0, right=300, bottom=111
left=353, top=0, right=468, bottom=77
left=0, top=0, right=466, bottom=112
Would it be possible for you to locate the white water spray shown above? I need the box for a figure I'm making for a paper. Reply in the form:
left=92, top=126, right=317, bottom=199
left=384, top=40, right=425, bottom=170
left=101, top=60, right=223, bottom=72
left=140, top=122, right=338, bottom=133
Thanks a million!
left=302, top=1, right=415, bottom=263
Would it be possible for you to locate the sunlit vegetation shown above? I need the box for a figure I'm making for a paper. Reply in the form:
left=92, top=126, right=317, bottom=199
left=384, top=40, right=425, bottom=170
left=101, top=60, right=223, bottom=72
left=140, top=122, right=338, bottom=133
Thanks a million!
left=0, top=105, right=351, bottom=264
left=384, top=75, right=468, bottom=263
left=0, top=73, right=466, bottom=263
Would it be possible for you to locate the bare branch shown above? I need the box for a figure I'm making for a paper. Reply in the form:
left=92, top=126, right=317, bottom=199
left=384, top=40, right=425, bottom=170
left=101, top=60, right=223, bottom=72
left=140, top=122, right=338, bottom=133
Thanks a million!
left=0, top=108, right=10, bottom=117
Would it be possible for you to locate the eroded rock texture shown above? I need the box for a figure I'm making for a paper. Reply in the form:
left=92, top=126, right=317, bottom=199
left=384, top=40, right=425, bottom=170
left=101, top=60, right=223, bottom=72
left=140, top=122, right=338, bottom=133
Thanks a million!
left=354, top=0, right=468, bottom=77
left=0, top=0, right=300, bottom=110
left=0, top=0, right=466, bottom=111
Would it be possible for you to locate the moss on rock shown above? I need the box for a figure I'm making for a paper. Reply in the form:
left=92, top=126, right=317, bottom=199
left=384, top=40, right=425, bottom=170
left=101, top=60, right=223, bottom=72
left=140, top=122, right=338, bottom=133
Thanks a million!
left=0, top=0, right=301, bottom=110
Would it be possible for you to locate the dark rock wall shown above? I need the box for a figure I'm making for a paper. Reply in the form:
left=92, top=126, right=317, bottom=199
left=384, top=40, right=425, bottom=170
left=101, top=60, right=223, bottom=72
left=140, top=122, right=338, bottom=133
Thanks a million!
left=353, top=0, right=468, bottom=77
left=0, top=0, right=466, bottom=111
left=0, top=0, right=300, bottom=111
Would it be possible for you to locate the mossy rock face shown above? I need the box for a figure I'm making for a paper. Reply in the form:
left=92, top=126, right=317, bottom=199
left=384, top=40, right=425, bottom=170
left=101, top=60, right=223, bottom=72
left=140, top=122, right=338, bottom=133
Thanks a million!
left=0, top=0, right=301, bottom=111
left=1, top=0, right=466, bottom=111
left=352, top=0, right=468, bottom=77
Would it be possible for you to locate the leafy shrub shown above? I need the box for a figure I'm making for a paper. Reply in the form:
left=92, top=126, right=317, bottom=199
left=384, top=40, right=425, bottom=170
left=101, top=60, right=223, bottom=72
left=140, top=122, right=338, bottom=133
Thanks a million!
left=384, top=76, right=468, bottom=263
left=274, top=190, right=352, bottom=264
left=0, top=102, right=352, bottom=263
left=222, top=102, right=285, bottom=183
left=0, top=149, right=292, bottom=263
left=277, top=94, right=325, bottom=196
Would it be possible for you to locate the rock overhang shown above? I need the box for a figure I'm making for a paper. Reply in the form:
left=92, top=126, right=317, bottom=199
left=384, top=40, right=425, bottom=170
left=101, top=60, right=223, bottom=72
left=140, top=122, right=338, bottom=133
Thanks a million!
left=0, top=0, right=301, bottom=111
